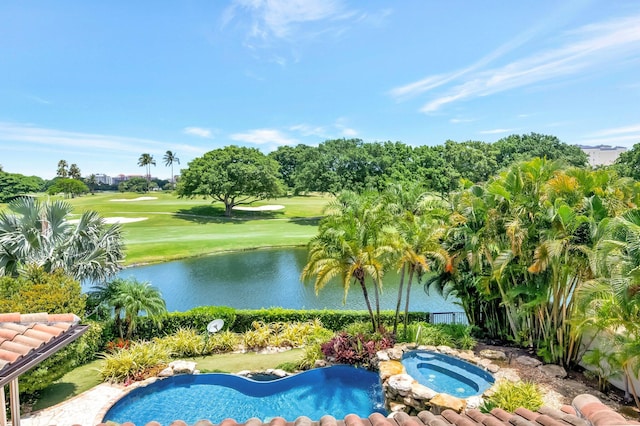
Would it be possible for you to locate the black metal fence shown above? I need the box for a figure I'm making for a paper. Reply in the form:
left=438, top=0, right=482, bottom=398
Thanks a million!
left=428, top=311, right=469, bottom=325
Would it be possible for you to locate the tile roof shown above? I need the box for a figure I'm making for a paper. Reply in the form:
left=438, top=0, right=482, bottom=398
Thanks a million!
left=93, top=394, right=638, bottom=426
left=0, top=312, right=86, bottom=387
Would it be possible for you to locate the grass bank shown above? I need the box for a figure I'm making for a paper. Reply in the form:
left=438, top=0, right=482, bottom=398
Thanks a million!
left=64, top=192, right=330, bottom=265
left=33, top=350, right=303, bottom=411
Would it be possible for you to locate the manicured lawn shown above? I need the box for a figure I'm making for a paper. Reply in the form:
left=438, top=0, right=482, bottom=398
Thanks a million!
left=33, top=350, right=303, bottom=411
left=63, top=192, right=330, bottom=265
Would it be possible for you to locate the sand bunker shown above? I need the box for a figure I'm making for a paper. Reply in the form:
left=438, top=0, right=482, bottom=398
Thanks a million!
left=67, top=217, right=148, bottom=224
left=110, top=196, right=157, bottom=202
left=233, top=204, right=285, bottom=211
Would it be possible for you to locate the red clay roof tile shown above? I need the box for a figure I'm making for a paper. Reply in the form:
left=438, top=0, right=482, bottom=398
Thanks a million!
left=0, top=348, right=21, bottom=363
left=0, top=340, right=32, bottom=356
left=319, top=415, right=340, bottom=426
left=12, top=334, right=44, bottom=348
left=0, top=313, right=21, bottom=322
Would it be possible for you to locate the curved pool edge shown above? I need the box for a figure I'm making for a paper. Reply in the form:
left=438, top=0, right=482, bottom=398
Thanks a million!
left=100, top=365, right=385, bottom=425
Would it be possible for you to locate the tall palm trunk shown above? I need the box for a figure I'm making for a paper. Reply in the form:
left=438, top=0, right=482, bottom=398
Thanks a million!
left=356, top=274, right=377, bottom=332
left=403, top=265, right=416, bottom=334
left=393, top=264, right=406, bottom=334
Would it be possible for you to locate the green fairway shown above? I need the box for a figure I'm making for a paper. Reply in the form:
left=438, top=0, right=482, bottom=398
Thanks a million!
left=61, top=192, right=330, bottom=265
left=33, top=350, right=303, bottom=411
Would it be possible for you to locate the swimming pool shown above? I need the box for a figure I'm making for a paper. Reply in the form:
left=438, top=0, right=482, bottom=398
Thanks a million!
left=103, top=365, right=385, bottom=425
left=401, top=350, right=494, bottom=398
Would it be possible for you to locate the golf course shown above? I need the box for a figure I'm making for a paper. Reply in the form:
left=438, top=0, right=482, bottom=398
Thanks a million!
left=60, top=192, right=331, bottom=265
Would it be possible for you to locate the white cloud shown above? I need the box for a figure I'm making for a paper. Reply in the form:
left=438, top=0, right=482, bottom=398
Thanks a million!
left=289, top=124, right=327, bottom=137
left=183, top=127, right=213, bottom=138
left=449, top=118, right=475, bottom=124
left=226, top=0, right=353, bottom=40
left=587, top=124, right=640, bottom=137
left=230, top=128, right=298, bottom=146
left=479, top=128, right=515, bottom=135
left=391, top=13, right=640, bottom=113
left=0, top=122, right=205, bottom=156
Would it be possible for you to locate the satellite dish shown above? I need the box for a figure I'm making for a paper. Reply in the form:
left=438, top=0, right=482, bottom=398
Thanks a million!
left=207, top=319, right=224, bottom=334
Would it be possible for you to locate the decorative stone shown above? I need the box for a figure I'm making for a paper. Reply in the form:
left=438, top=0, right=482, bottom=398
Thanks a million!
left=169, top=360, right=197, bottom=374
left=423, top=345, right=438, bottom=352
left=429, top=393, right=466, bottom=414
left=376, top=350, right=390, bottom=362
left=379, top=361, right=405, bottom=380
left=477, top=358, right=492, bottom=368
left=486, top=363, right=500, bottom=373
left=237, top=370, right=251, bottom=376
left=436, top=345, right=455, bottom=354
left=515, top=355, right=542, bottom=367
left=272, top=369, right=288, bottom=378
left=466, top=396, right=483, bottom=409
left=387, top=374, right=415, bottom=395
left=314, top=359, right=328, bottom=368
left=158, top=367, right=174, bottom=377
left=410, top=383, right=437, bottom=400
left=479, top=349, right=507, bottom=360
left=493, top=369, right=521, bottom=383
left=388, top=402, right=407, bottom=412
left=538, top=364, right=567, bottom=378
left=387, top=348, right=404, bottom=361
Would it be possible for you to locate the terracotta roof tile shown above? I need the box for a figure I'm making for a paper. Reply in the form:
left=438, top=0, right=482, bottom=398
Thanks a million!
left=0, top=313, right=21, bottom=322
left=319, top=415, right=340, bottom=426
left=169, top=421, right=189, bottom=426
left=0, top=348, right=21, bottom=363
left=369, top=412, right=397, bottom=426
left=13, top=333, right=45, bottom=348
left=0, top=329, right=19, bottom=339
left=488, top=409, right=512, bottom=423
left=0, top=340, right=33, bottom=356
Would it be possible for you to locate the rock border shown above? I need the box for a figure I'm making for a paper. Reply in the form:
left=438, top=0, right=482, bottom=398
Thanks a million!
left=376, top=344, right=506, bottom=415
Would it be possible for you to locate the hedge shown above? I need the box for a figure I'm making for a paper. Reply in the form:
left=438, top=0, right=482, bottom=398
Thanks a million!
left=116, top=307, right=429, bottom=341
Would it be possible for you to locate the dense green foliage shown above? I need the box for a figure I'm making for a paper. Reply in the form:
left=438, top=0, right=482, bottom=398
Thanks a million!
left=0, top=171, right=44, bottom=201
left=613, top=142, right=640, bottom=180
left=178, top=145, right=285, bottom=216
left=0, top=197, right=124, bottom=282
left=118, top=176, right=153, bottom=193
left=46, top=177, right=89, bottom=197
left=269, top=134, right=587, bottom=195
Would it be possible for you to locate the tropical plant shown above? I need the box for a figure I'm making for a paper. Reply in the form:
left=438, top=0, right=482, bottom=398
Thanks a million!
left=480, top=380, right=543, bottom=413
left=111, top=278, right=167, bottom=338
left=137, top=153, right=156, bottom=192
left=302, top=190, right=394, bottom=332
left=56, top=159, right=68, bottom=178
left=100, top=341, right=171, bottom=382
left=0, top=197, right=124, bottom=282
left=163, top=150, right=180, bottom=185
left=68, top=163, right=82, bottom=179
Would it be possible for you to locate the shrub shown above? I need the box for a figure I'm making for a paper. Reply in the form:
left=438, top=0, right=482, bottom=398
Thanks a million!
left=298, top=342, right=325, bottom=370
left=205, top=330, right=241, bottom=353
left=481, top=380, right=544, bottom=412
left=321, top=330, right=395, bottom=368
left=156, top=327, right=206, bottom=357
left=100, top=341, right=171, bottom=382
left=397, top=322, right=476, bottom=349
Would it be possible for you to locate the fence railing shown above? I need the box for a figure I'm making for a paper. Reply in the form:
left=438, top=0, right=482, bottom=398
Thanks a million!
left=428, top=311, right=469, bottom=325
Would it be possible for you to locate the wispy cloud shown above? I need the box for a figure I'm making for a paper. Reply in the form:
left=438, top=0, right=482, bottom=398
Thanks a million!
left=183, top=127, right=213, bottom=138
left=449, top=118, right=475, bottom=124
left=578, top=123, right=640, bottom=147
left=289, top=124, right=327, bottom=137
left=479, top=128, right=515, bottom=135
left=27, top=95, right=52, bottom=105
left=230, top=128, right=298, bottom=146
left=391, top=13, right=640, bottom=113
left=224, top=0, right=354, bottom=41
left=0, top=122, right=205, bottom=156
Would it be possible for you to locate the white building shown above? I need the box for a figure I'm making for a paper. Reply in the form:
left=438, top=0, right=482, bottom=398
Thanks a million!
left=579, top=145, right=627, bottom=167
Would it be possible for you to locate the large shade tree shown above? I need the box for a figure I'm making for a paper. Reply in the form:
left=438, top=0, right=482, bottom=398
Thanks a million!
left=177, top=145, right=284, bottom=217
left=0, top=197, right=124, bottom=282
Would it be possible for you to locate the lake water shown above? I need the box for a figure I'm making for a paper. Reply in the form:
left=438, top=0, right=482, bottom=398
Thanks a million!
left=110, top=247, right=460, bottom=313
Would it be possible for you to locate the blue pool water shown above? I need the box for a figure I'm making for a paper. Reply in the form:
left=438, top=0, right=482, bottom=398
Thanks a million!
left=103, top=366, right=385, bottom=425
left=401, top=351, right=494, bottom=398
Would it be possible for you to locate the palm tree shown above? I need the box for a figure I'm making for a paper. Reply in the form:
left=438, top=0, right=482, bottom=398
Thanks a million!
left=86, top=174, right=97, bottom=194
left=0, top=197, right=124, bottom=282
left=163, top=150, right=180, bottom=185
left=137, top=153, right=156, bottom=192
left=56, top=160, right=68, bottom=178
left=68, top=163, right=82, bottom=179
left=301, top=191, right=393, bottom=332
left=111, top=278, right=167, bottom=338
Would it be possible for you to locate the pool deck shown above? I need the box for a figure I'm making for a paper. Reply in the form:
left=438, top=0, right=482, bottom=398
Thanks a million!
left=21, top=383, right=124, bottom=426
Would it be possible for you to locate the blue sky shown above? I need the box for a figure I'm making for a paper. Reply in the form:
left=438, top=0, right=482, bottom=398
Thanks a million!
left=1, top=0, right=639, bottom=179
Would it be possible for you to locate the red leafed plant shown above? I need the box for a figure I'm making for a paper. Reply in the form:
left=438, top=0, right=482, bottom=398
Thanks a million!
left=106, top=338, right=131, bottom=352
left=321, top=331, right=395, bottom=368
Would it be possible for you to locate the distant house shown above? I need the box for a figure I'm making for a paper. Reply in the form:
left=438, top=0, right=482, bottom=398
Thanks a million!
left=579, top=145, right=627, bottom=166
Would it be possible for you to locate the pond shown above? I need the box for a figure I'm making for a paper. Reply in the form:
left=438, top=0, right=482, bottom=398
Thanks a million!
left=109, top=247, right=460, bottom=313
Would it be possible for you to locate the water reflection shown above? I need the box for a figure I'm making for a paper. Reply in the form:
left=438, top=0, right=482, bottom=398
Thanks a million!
left=112, top=248, right=459, bottom=313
